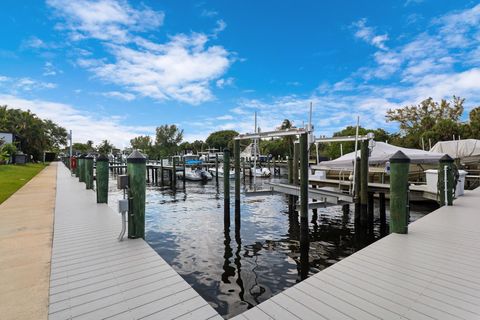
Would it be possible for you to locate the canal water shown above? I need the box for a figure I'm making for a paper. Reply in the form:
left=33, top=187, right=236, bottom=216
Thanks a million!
left=108, top=173, right=436, bottom=319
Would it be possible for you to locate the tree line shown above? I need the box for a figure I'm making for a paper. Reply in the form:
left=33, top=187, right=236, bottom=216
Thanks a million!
left=0, top=106, right=67, bottom=161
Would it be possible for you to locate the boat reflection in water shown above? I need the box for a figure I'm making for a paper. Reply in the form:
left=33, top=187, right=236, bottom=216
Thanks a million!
left=108, top=175, right=434, bottom=319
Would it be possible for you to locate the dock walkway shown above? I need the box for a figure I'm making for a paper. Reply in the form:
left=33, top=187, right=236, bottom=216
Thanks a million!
left=48, top=164, right=221, bottom=320
left=234, top=187, right=480, bottom=320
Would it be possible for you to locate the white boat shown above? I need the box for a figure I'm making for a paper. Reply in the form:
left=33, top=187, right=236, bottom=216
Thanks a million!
left=251, top=167, right=271, bottom=177
left=209, top=167, right=236, bottom=179
left=199, top=148, right=223, bottom=163
left=177, top=167, right=213, bottom=181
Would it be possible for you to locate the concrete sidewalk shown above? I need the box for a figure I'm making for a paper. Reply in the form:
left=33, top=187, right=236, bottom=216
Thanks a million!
left=0, top=162, right=57, bottom=320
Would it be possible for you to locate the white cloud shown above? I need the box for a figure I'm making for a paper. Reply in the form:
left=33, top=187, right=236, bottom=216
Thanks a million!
left=101, top=91, right=136, bottom=101
left=352, top=18, right=389, bottom=50
left=21, top=36, right=48, bottom=49
left=216, top=115, right=233, bottom=120
left=0, top=94, right=153, bottom=148
left=216, top=77, right=234, bottom=88
left=43, top=62, right=63, bottom=76
left=47, top=0, right=164, bottom=43
left=48, top=0, right=233, bottom=105
left=0, top=76, right=57, bottom=92
left=78, top=33, right=231, bottom=104
left=201, top=9, right=218, bottom=17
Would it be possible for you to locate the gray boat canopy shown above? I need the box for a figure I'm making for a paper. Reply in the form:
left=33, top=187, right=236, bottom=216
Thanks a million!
left=319, top=142, right=446, bottom=170
left=430, top=139, right=480, bottom=164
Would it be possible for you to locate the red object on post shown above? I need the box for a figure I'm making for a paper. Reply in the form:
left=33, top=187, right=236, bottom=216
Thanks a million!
left=71, top=157, right=77, bottom=170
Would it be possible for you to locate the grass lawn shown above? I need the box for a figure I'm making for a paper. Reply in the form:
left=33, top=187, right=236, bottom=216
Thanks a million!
left=0, top=163, right=48, bottom=204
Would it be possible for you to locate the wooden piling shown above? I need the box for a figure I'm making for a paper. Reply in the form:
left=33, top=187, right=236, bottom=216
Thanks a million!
left=127, top=150, right=146, bottom=239
left=96, top=155, right=109, bottom=203
left=360, top=141, right=369, bottom=226
left=354, top=157, right=361, bottom=222
left=172, top=157, right=177, bottom=189
left=234, top=140, right=241, bottom=227
left=299, top=133, right=309, bottom=279
left=160, top=158, right=164, bottom=185
left=287, top=156, right=294, bottom=212
left=78, top=155, right=86, bottom=182
left=182, top=156, right=186, bottom=189
left=438, top=154, right=454, bottom=206
left=389, top=150, right=410, bottom=234
left=224, top=148, right=231, bottom=228
left=215, top=154, right=219, bottom=184
left=84, top=154, right=94, bottom=190
left=367, top=192, right=374, bottom=227
left=293, top=142, right=299, bottom=185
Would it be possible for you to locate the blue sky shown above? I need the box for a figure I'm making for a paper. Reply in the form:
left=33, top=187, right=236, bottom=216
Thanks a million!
left=1, top=0, right=479, bottom=147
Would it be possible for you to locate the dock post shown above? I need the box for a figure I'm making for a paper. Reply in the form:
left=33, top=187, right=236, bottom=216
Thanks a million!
left=438, top=155, right=455, bottom=206
left=160, top=158, right=164, bottom=185
left=299, top=133, right=309, bottom=279
left=287, top=156, right=294, bottom=212
left=389, top=151, right=410, bottom=234
left=354, top=157, right=361, bottom=222
left=96, top=155, right=109, bottom=203
left=75, top=156, right=80, bottom=178
left=224, top=148, right=231, bottom=228
left=146, top=166, right=150, bottom=183
left=234, top=140, right=241, bottom=226
left=78, top=154, right=86, bottom=182
left=379, top=192, right=387, bottom=235
left=273, top=158, right=276, bottom=176
left=172, top=157, right=177, bottom=189
left=367, top=192, right=374, bottom=227
left=182, top=156, right=186, bottom=189
left=127, top=150, right=146, bottom=239
left=85, top=154, right=94, bottom=190
left=293, top=142, right=299, bottom=185
left=360, top=141, right=369, bottom=226
left=215, top=154, right=219, bottom=184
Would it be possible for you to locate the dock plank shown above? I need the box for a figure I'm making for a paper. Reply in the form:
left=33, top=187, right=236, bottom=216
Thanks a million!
left=48, top=165, right=219, bottom=320
left=233, top=187, right=480, bottom=320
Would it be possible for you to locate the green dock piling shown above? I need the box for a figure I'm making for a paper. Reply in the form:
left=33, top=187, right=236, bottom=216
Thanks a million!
left=74, top=156, right=79, bottom=177
left=127, top=150, right=146, bottom=239
left=85, top=154, right=94, bottom=190
left=287, top=155, right=294, bottom=212
left=389, top=150, right=410, bottom=234
left=299, top=133, right=309, bottom=279
left=438, top=154, right=455, bottom=206
left=360, top=141, right=369, bottom=226
left=96, top=155, right=109, bottom=203
left=160, top=158, right=164, bottom=185
left=234, top=140, right=241, bottom=227
left=224, top=148, right=231, bottom=228
left=215, top=154, right=219, bottom=183
left=172, top=157, right=177, bottom=189
left=293, top=142, right=299, bottom=185
left=354, top=157, right=361, bottom=222
left=78, top=154, right=85, bottom=182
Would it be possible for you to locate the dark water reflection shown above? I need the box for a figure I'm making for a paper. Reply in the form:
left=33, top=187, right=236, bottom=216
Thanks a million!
left=108, top=174, right=435, bottom=319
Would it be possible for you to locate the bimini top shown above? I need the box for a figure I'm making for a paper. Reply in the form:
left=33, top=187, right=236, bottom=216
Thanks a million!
left=430, top=139, right=480, bottom=164
left=319, top=142, right=446, bottom=170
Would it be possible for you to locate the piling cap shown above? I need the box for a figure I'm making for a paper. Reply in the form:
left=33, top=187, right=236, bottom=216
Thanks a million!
left=223, top=148, right=230, bottom=153
left=78, top=154, right=86, bottom=159
left=389, top=150, right=410, bottom=163
left=127, top=150, right=146, bottom=163
left=97, top=154, right=109, bottom=162
left=439, top=154, right=454, bottom=162
left=85, top=153, right=94, bottom=159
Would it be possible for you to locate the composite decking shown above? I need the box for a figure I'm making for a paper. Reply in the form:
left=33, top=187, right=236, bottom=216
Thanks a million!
left=234, top=187, right=480, bottom=320
left=48, top=164, right=221, bottom=320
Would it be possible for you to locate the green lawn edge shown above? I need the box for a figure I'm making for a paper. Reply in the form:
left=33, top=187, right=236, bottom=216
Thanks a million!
left=0, top=163, right=48, bottom=204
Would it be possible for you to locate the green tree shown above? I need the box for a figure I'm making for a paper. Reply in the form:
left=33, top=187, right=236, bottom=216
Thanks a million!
left=97, top=140, right=115, bottom=155
left=0, top=105, right=67, bottom=160
left=130, top=136, right=153, bottom=155
left=205, top=130, right=238, bottom=151
left=386, top=96, right=465, bottom=148
left=154, top=124, right=183, bottom=157
left=277, top=119, right=296, bottom=156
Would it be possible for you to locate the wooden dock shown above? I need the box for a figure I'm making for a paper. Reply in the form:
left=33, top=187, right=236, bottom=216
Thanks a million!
left=233, top=187, right=480, bottom=320
left=48, top=165, right=221, bottom=320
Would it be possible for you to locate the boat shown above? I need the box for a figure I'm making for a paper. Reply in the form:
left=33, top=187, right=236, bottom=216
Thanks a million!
left=177, top=167, right=213, bottom=181
left=199, top=148, right=223, bottom=163
left=209, top=167, right=236, bottom=179
left=250, top=167, right=271, bottom=177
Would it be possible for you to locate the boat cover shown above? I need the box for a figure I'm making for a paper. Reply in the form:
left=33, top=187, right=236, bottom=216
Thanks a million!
left=430, top=139, right=480, bottom=164
left=320, top=142, right=446, bottom=169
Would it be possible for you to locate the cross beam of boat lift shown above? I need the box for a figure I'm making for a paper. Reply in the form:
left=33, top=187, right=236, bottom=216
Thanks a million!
left=314, top=133, right=374, bottom=144
left=234, top=128, right=308, bottom=140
